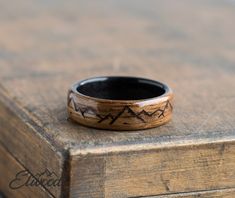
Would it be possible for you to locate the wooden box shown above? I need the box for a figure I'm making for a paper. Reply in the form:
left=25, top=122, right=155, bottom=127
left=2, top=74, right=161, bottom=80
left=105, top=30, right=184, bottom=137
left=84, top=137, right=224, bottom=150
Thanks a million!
left=0, top=0, right=235, bottom=197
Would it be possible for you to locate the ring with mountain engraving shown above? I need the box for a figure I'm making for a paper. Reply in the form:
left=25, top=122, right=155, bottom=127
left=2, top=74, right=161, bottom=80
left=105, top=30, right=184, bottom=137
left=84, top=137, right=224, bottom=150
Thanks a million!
left=67, top=76, right=173, bottom=130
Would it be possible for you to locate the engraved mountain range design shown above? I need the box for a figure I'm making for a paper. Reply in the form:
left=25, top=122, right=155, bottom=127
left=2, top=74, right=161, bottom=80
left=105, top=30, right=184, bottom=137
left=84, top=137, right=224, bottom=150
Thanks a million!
left=68, top=92, right=172, bottom=125
left=98, top=106, right=146, bottom=124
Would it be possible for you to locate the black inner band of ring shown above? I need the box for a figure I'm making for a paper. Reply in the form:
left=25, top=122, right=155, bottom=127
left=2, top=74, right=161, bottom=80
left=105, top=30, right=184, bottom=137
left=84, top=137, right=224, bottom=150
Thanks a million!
left=76, top=76, right=167, bottom=100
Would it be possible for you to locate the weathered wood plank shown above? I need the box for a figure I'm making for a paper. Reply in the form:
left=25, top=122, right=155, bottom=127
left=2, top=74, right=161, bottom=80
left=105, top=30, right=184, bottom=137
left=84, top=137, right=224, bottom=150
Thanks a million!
left=0, top=91, right=67, bottom=197
left=70, top=155, right=105, bottom=198
left=70, top=141, right=235, bottom=198
left=0, top=144, right=52, bottom=198
left=146, top=188, right=235, bottom=198
left=0, top=0, right=235, bottom=152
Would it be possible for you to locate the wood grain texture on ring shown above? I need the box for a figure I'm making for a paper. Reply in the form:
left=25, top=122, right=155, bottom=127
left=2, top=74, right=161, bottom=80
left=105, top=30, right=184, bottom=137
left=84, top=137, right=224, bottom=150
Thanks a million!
left=67, top=76, right=173, bottom=130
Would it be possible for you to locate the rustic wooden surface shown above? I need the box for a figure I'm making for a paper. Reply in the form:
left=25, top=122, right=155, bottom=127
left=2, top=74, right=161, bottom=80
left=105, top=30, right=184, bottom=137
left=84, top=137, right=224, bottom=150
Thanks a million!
left=0, top=0, right=235, bottom=197
left=0, top=144, right=53, bottom=198
left=149, top=188, right=235, bottom=198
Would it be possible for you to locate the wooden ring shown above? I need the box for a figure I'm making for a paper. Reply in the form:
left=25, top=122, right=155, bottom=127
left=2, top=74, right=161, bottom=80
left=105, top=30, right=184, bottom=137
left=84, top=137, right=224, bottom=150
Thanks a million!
left=67, top=76, right=173, bottom=130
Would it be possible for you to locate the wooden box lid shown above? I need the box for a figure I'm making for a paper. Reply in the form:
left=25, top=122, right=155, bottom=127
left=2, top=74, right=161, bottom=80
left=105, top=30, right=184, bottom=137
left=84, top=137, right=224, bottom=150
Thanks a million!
left=0, top=1, right=235, bottom=197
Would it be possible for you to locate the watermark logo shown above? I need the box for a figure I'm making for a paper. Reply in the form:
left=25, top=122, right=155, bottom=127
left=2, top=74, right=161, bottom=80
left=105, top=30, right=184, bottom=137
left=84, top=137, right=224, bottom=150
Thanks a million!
left=9, top=168, right=61, bottom=190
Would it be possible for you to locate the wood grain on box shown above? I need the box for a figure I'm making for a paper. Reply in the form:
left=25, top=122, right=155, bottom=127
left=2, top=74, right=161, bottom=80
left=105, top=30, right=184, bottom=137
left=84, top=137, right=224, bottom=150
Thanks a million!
left=148, top=188, right=235, bottom=198
left=0, top=0, right=235, bottom=197
left=0, top=144, right=52, bottom=198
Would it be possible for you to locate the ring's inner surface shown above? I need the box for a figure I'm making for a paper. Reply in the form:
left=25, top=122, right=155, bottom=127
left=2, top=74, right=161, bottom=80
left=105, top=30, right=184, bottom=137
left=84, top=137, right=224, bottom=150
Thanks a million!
left=77, top=77, right=166, bottom=100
